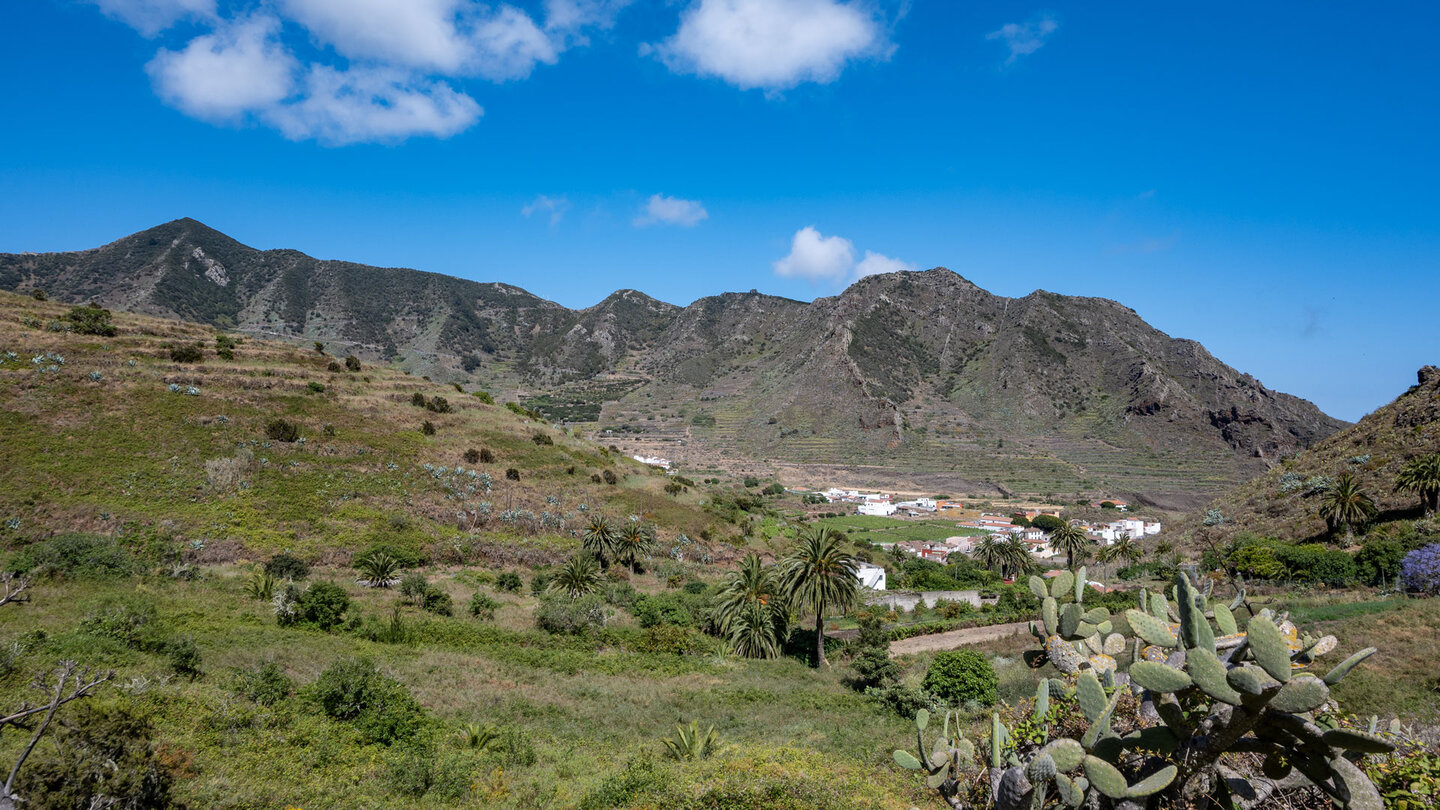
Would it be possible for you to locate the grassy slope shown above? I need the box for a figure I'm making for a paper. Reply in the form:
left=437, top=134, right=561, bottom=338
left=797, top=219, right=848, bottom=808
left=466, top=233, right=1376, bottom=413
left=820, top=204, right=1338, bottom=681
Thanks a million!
left=0, top=291, right=724, bottom=560
left=0, top=569, right=929, bottom=809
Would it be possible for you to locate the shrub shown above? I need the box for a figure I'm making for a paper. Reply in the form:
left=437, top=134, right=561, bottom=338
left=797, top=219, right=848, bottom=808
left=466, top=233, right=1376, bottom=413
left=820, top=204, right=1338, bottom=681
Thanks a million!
left=215, top=334, right=238, bottom=360
left=421, top=420, right=437, bottom=435
left=307, top=657, right=425, bottom=745
left=169, top=342, right=204, bottom=363
left=1401, top=543, right=1440, bottom=594
left=460, top=353, right=482, bottom=372
left=495, top=571, right=522, bottom=592
left=478, top=448, right=496, bottom=463
left=602, top=469, right=618, bottom=485
left=463, top=448, right=481, bottom=464
left=166, top=637, right=202, bottom=678
left=327, top=360, right=342, bottom=372
left=273, top=583, right=302, bottom=627
left=534, top=594, right=609, bottom=635
left=426, top=396, right=451, bottom=414
left=399, top=572, right=430, bottom=604
left=10, top=533, right=134, bottom=579
left=264, top=552, right=310, bottom=580
left=469, top=592, right=499, bottom=620
left=234, top=661, right=294, bottom=706
left=14, top=701, right=178, bottom=810
left=506, top=467, right=520, bottom=481
left=1356, top=538, right=1407, bottom=586
left=922, top=649, right=998, bottom=707
left=847, top=613, right=901, bottom=691
left=421, top=588, right=453, bottom=616
left=866, top=683, right=941, bottom=718
left=345, top=354, right=361, bottom=371
left=531, top=431, right=553, bottom=445
left=307, top=381, right=325, bottom=393
left=411, top=392, right=426, bottom=407
left=30, top=288, right=46, bottom=301
left=385, top=743, right=472, bottom=800
left=265, top=418, right=300, bottom=442
left=473, top=390, right=495, bottom=405
left=630, top=591, right=700, bottom=629
left=529, top=570, right=552, bottom=596
left=297, top=582, right=351, bottom=630
left=62, top=303, right=117, bottom=336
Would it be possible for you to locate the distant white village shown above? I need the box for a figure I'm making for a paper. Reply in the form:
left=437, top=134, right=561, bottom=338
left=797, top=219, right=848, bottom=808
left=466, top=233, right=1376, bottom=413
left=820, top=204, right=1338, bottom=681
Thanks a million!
left=814, top=488, right=1162, bottom=591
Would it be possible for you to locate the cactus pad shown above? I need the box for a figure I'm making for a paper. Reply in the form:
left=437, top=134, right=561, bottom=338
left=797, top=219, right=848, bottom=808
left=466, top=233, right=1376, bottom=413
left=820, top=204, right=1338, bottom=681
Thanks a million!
left=894, top=749, right=922, bottom=770
left=1086, top=653, right=1117, bottom=673
left=1027, top=752, right=1057, bottom=782
left=1046, top=635, right=1085, bottom=674
left=1126, top=764, right=1177, bottom=797
left=1127, top=609, right=1179, bottom=647
left=1245, top=614, right=1292, bottom=683
left=1269, top=674, right=1329, bottom=713
left=1321, top=728, right=1395, bottom=754
left=1060, top=603, right=1084, bottom=637
left=1186, top=646, right=1243, bottom=705
left=1226, top=665, right=1272, bottom=696
left=1083, top=755, right=1129, bottom=799
left=1322, top=647, right=1376, bottom=686
left=1042, top=597, right=1059, bottom=636
left=1102, top=633, right=1125, bottom=655
left=1077, top=672, right=1107, bottom=721
left=1213, top=602, right=1238, bottom=635
left=1050, top=570, right=1074, bottom=599
left=1029, top=575, right=1048, bottom=600
left=1053, top=773, right=1084, bottom=807
left=1039, top=738, right=1084, bottom=772
left=1130, top=660, right=1193, bottom=693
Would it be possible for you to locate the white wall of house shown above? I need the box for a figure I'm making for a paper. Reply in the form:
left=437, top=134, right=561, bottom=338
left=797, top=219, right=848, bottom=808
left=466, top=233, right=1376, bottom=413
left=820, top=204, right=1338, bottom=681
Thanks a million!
left=856, top=562, right=887, bottom=590
left=858, top=501, right=897, bottom=516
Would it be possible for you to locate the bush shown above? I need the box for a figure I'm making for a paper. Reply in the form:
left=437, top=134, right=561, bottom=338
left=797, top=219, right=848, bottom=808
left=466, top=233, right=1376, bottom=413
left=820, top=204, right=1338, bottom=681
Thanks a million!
left=630, top=591, right=698, bottom=628
left=1356, top=539, right=1407, bottom=586
left=166, top=636, right=203, bottom=678
left=264, top=552, right=310, bottom=581
left=63, top=303, right=117, bottom=336
left=495, top=571, right=522, bottom=592
left=473, top=390, right=495, bottom=405
left=307, top=657, right=425, bottom=745
left=421, top=588, right=453, bottom=616
left=602, top=469, right=617, bottom=485
left=421, top=420, right=437, bottom=436
left=169, top=342, right=204, bottom=363
left=866, top=683, right=942, bottom=718
left=469, top=592, right=499, bottom=620
left=463, top=448, right=481, bottom=464
left=385, top=743, right=473, bottom=800
left=506, top=467, right=520, bottom=481
left=399, top=572, right=430, bottom=604
left=535, top=594, right=609, bottom=635
left=922, top=650, right=998, bottom=707
left=14, top=701, right=178, bottom=810
left=1401, top=543, right=1440, bottom=594
left=426, top=396, right=451, bottom=414
left=297, top=582, right=351, bottom=630
left=531, top=431, right=553, bottom=445
left=847, top=613, right=900, bottom=691
left=10, top=533, right=134, bottom=579
left=345, top=355, right=361, bottom=372
left=327, top=360, right=343, bottom=372
left=265, top=418, right=300, bottom=442
left=637, top=624, right=718, bottom=656
left=307, top=381, right=325, bottom=393
left=234, top=661, right=294, bottom=706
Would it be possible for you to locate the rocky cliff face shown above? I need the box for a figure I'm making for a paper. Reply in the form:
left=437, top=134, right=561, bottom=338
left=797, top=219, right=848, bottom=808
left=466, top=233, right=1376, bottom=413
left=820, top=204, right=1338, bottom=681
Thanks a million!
left=1, top=219, right=1347, bottom=499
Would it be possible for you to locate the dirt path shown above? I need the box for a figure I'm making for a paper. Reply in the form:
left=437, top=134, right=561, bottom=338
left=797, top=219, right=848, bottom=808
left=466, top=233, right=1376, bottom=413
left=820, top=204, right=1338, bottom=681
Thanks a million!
left=888, top=621, right=1033, bottom=656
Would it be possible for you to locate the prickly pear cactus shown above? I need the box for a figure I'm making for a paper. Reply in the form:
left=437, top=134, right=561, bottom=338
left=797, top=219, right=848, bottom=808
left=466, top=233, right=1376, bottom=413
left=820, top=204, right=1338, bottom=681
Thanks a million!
left=896, top=569, right=1392, bottom=809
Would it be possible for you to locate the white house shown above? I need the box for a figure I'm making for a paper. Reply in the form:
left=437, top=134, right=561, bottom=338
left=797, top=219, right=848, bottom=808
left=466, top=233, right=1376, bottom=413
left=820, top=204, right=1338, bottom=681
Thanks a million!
left=855, top=562, right=887, bottom=590
left=858, top=501, right=897, bottom=517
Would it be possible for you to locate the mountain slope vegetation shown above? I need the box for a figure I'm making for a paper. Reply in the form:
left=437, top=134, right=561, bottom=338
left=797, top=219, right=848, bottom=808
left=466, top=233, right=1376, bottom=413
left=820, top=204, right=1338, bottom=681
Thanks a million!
left=1, top=219, right=1346, bottom=503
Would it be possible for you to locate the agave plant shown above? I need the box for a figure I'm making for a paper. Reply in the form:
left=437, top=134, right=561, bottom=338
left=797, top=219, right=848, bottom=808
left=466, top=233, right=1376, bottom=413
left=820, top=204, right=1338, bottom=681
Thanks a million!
left=662, top=720, right=721, bottom=761
left=242, top=567, right=277, bottom=601
left=457, top=722, right=501, bottom=751
left=356, top=552, right=400, bottom=588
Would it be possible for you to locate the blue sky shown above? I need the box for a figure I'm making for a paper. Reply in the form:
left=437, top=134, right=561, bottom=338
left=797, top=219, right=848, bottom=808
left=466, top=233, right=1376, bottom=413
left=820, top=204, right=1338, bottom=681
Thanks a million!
left=3, top=1, right=1437, bottom=422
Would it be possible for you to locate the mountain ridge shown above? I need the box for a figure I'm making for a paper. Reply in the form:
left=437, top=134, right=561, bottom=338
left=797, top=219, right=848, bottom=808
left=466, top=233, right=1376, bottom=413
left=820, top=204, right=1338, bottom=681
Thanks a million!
left=0, top=219, right=1348, bottom=503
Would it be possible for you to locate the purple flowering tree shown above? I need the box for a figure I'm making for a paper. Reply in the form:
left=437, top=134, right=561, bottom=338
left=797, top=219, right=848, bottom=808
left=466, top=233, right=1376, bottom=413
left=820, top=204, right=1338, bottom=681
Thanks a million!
left=1400, top=542, right=1440, bottom=594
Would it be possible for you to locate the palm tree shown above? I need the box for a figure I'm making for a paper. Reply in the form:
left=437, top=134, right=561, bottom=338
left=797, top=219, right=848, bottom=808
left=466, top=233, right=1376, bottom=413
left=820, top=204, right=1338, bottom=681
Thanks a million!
left=996, top=538, right=1038, bottom=581
left=549, top=553, right=602, bottom=600
left=614, top=523, right=655, bottom=574
left=1099, top=534, right=1139, bottom=578
left=1049, top=523, right=1091, bottom=569
left=778, top=528, right=859, bottom=668
left=1319, top=473, right=1378, bottom=540
left=581, top=516, right=615, bottom=568
left=715, top=554, right=789, bottom=659
left=973, top=535, right=1005, bottom=575
left=1394, top=453, right=1440, bottom=516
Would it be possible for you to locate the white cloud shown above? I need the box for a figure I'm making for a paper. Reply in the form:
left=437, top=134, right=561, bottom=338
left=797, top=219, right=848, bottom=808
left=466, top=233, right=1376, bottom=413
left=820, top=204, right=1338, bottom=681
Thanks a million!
left=280, top=0, right=561, bottom=80
left=634, top=194, right=708, bottom=227
left=986, top=14, right=1058, bottom=64
left=773, top=227, right=914, bottom=284
left=265, top=66, right=482, bottom=145
left=544, top=0, right=632, bottom=32
left=652, top=0, right=886, bottom=90
left=854, top=250, right=916, bottom=278
left=522, top=195, right=571, bottom=225
left=90, top=0, right=215, bottom=36
left=147, top=15, right=297, bottom=121
left=773, top=226, right=856, bottom=282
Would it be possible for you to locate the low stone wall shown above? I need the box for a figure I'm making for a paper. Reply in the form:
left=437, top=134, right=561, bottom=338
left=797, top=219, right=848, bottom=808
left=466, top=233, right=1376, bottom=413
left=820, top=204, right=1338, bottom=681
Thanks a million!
left=866, top=590, right=996, bottom=612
